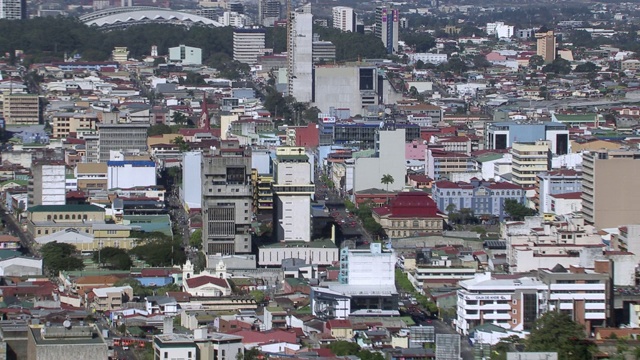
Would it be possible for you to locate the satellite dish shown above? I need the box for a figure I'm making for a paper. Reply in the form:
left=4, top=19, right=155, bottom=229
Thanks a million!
left=384, top=108, right=391, bottom=115
left=63, top=320, right=71, bottom=329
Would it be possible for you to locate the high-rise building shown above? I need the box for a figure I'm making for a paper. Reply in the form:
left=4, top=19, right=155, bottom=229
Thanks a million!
left=535, top=169, right=582, bottom=213
left=510, top=141, right=551, bottom=187
left=258, top=0, right=282, bottom=26
left=536, top=30, right=556, bottom=64
left=233, top=28, right=266, bottom=64
left=272, top=147, right=314, bottom=242
left=201, top=140, right=253, bottom=255
left=97, top=123, right=149, bottom=163
left=375, top=6, right=399, bottom=54
left=287, top=3, right=313, bottom=103
left=332, top=6, right=356, bottom=32
left=0, top=0, right=26, bottom=19
left=28, top=161, right=66, bottom=207
left=2, top=94, right=40, bottom=125
left=582, top=149, right=640, bottom=228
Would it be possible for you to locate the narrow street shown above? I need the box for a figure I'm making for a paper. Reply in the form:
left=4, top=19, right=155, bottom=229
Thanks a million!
left=0, top=205, right=36, bottom=256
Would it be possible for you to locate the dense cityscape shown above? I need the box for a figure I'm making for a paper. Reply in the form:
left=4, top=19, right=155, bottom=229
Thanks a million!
left=1, top=0, right=640, bottom=359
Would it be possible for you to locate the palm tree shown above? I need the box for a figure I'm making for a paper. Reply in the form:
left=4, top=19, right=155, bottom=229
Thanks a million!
left=171, top=136, right=190, bottom=152
left=380, top=174, right=394, bottom=191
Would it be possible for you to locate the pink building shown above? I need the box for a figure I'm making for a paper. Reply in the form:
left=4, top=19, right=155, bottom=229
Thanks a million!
left=406, top=140, right=428, bottom=160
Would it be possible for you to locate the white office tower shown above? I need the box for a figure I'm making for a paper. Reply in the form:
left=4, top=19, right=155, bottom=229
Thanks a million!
left=272, top=147, right=315, bottom=242
left=287, top=3, right=313, bottom=103
left=332, top=6, right=356, bottom=32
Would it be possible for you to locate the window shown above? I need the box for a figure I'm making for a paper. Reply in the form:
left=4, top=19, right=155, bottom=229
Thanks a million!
left=512, top=319, right=517, bottom=324
left=512, top=309, right=517, bottom=314
left=164, top=352, right=168, bottom=359
left=512, top=300, right=517, bottom=305
left=413, top=220, right=419, bottom=227
left=188, top=351, right=192, bottom=358
left=37, top=230, right=41, bottom=235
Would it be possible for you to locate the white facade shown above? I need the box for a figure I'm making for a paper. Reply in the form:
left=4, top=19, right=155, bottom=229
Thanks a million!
left=107, top=161, right=156, bottom=189
left=353, top=129, right=406, bottom=192
left=168, top=45, right=203, bottom=65
left=154, top=334, right=197, bottom=360
left=272, top=148, right=314, bottom=242
left=233, top=29, right=265, bottom=64
left=486, top=22, right=514, bottom=38
left=258, top=242, right=339, bottom=266
left=346, top=243, right=395, bottom=286
left=0, top=256, right=43, bottom=276
left=332, top=6, right=355, bottom=32
left=219, top=11, right=249, bottom=27
left=313, top=65, right=379, bottom=114
left=182, top=152, right=202, bottom=211
left=36, top=164, right=66, bottom=206
left=408, top=53, right=448, bottom=65
left=288, top=4, right=313, bottom=102
left=549, top=194, right=581, bottom=215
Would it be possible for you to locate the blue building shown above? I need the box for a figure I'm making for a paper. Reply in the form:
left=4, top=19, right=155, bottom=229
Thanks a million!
left=485, top=121, right=569, bottom=155
left=432, top=179, right=526, bottom=218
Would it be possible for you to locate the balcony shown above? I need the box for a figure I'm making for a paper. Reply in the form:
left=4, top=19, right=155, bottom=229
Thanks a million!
left=481, top=312, right=512, bottom=320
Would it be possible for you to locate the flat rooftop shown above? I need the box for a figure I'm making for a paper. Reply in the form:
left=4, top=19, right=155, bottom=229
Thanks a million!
left=30, top=325, right=106, bottom=346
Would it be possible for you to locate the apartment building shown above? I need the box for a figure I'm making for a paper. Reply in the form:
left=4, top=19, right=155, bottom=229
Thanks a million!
left=332, top=6, right=356, bottom=32
left=0, top=0, right=27, bottom=19
left=535, top=169, right=582, bottom=213
left=28, top=161, right=66, bottom=207
left=375, top=5, right=399, bottom=54
left=288, top=4, right=313, bottom=102
left=582, top=149, right=640, bottom=228
left=251, top=170, right=273, bottom=213
left=90, top=286, right=134, bottom=311
left=433, top=179, right=526, bottom=218
left=425, top=148, right=477, bottom=180
left=272, top=147, right=314, bottom=242
left=535, top=30, right=556, bottom=64
left=233, top=28, right=265, bottom=65
left=201, top=140, right=253, bottom=255
left=3, top=94, right=40, bottom=125
left=456, top=265, right=609, bottom=336
left=502, top=215, right=603, bottom=273
left=51, top=111, right=99, bottom=138
left=98, top=123, right=149, bottom=162
left=510, top=141, right=551, bottom=187
left=485, top=121, right=568, bottom=155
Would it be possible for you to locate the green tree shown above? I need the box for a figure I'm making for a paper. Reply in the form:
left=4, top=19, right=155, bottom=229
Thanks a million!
left=529, top=55, right=545, bottom=69
left=237, top=348, right=260, bottom=360
left=250, top=290, right=266, bottom=303
left=328, top=340, right=360, bottom=356
left=380, top=174, right=395, bottom=191
left=574, top=61, right=600, bottom=73
left=148, top=124, right=173, bottom=136
left=171, top=136, right=190, bottom=152
left=189, top=229, right=202, bottom=250
left=542, top=58, right=572, bottom=75
left=526, top=311, right=596, bottom=360
left=194, top=251, right=206, bottom=273
left=93, top=247, right=132, bottom=270
left=130, top=232, right=186, bottom=267
left=569, top=30, right=593, bottom=48
left=40, top=242, right=85, bottom=275
left=472, top=54, right=492, bottom=72
left=503, top=199, right=536, bottom=220
left=171, top=112, right=189, bottom=125
left=402, top=32, right=436, bottom=52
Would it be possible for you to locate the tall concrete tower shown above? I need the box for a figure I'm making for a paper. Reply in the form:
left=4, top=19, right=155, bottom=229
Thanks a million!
left=287, top=3, right=313, bottom=103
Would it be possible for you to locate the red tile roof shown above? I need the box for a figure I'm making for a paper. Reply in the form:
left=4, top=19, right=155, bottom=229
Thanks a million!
left=185, top=275, right=229, bottom=289
left=327, top=319, right=352, bottom=329
left=372, top=192, right=441, bottom=218
left=550, top=192, right=582, bottom=200
left=229, top=329, right=297, bottom=344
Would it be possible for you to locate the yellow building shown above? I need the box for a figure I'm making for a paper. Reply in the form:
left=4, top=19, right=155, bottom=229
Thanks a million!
left=3, top=94, right=40, bottom=125
left=34, top=224, right=138, bottom=252
left=26, top=204, right=106, bottom=237
left=251, top=169, right=273, bottom=213
left=511, top=141, right=551, bottom=186
left=535, top=30, right=556, bottom=64
left=51, top=112, right=99, bottom=138
left=75, top=163, right=108, bottom=191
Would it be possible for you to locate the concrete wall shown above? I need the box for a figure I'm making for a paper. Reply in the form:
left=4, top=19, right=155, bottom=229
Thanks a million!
left=592, top=157, right=640, bottom=229
left=107, top=163, right=156, bottom=189
left=275, top=195, right=310, bottom=242
left=182, top=152, right=202, bottom=210
left=354, top=129, right=406, bottom=192
left=258, top=246, right=338, bottom=266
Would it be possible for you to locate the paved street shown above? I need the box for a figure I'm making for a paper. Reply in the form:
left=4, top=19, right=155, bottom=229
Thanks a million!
left=0, top=206, right=36, bottom=256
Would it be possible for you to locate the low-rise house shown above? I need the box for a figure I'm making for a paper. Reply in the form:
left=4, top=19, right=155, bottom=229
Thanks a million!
left=89, top=285, right=133, bottom=311
left=325, top=319, right=353, bottom=340
left=145, top=296, right=179, bottom=315
left=372, top=192, right=446, bottom=238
